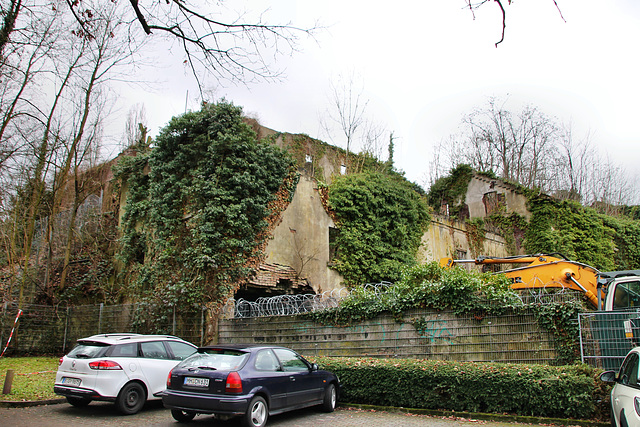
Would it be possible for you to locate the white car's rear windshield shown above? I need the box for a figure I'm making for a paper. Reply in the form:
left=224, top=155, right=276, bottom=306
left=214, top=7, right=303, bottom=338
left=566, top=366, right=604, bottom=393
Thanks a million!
left=67, top=342, right=110, bottom=358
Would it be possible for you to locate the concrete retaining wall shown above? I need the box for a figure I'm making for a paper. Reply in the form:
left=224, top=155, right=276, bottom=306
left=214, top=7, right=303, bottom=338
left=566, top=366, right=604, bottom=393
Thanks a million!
left=218, top=308, right=556, bottom=364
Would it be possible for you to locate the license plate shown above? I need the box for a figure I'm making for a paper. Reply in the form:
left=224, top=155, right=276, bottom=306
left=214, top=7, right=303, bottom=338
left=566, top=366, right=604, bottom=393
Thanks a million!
left=184, top=377, right=209, bottom=387
left=62, top=377, right=81, bottom=387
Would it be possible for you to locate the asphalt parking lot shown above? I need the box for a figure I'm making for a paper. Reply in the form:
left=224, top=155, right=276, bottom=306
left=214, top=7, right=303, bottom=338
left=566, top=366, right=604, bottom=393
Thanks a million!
left=0, top=401, right=602, bottom=427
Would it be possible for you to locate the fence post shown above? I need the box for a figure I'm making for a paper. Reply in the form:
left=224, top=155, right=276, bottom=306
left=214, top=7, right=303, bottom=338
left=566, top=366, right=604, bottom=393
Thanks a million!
left=0, top=302, right=5, bottom=350
left=172, top=306, right=176, bottom=336
left=200, top=306, right=205, bottom=347
left=578, top=312, right=585, bottom=364
left=62, top=306, right=70, bottom=354
left=98, top=303, right=103, bottom=334
left=2, top=369, right=14, bottom=394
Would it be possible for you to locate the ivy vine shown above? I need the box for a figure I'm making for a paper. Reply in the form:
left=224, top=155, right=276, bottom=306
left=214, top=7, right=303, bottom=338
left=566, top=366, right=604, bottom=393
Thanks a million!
left=465, top=218, right=486, bottom=257
left=524, top=196, right=617, bottom=270
left=113, top=101, right=297, bottom=312
left=427, top=164, right=474, bottom=218
left=328, top=172, right=430, bottom=287
left=307, top=262, right=520, bottom=325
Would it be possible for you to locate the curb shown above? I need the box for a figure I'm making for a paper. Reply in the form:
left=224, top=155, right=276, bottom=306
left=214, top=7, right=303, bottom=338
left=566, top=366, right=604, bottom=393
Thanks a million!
left=340, top=403, right=610, bottom=427
left=0, top=399, right=610, bottom=426
left=0, top=398, right=65, bottom=408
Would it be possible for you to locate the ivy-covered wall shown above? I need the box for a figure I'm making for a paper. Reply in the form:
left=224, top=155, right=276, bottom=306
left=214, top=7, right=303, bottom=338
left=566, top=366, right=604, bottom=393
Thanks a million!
left=428, top=165, right=640, bottom=270
left=113, top=101, right=297, bottom=321
left=525, top=196, right=640, bottom=271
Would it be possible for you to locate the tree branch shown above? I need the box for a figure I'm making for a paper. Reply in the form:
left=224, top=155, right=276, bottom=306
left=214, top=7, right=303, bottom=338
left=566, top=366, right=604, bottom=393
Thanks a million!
left=65, top=0, right=95, bottom=39
left=494, top=0, right=506, bottom=47
left=466, top=0, right=565, bottom=47
left=129, top=0, right=152, bottom=35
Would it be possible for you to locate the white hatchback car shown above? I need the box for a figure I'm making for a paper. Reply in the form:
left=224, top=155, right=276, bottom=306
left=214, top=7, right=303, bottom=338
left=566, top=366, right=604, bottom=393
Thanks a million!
left=601, top=346, right=640, bottom=427
left=54, top=333, right=197, bottom=414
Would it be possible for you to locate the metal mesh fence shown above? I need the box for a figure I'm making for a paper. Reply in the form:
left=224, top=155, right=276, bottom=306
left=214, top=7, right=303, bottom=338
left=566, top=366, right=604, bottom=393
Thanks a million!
left=578, top=310, right=640, bottom=371
left=3, top=291, right=627, bottom=368
left=0, top=302, right=206, bottom=356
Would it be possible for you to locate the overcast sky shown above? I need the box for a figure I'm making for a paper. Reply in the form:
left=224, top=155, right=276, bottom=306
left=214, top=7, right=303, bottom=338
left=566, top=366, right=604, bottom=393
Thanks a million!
left=115, top=0, right=640, bottom=191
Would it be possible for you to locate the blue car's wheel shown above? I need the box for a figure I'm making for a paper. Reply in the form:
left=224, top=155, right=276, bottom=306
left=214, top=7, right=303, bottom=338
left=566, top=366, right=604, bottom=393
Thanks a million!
left=321, top=383, right=337, bottom=412
left=171, top=409, right=196, bottom=422
left=242, top=396, right=268, bottom=427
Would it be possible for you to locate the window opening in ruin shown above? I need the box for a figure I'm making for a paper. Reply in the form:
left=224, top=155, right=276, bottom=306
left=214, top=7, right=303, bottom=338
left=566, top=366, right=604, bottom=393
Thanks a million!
left=328, top=227, right=339, bottom=263
left=483, top=191, right=506, bottom=215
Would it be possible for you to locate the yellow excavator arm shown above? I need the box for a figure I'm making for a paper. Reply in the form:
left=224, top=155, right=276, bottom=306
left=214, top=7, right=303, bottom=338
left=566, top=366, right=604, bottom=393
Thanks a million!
left=440, top=254, right=601, bottom=308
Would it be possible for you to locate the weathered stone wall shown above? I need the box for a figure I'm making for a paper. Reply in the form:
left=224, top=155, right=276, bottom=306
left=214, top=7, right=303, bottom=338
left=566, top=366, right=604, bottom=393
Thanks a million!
left=418, top=216, right=511, bottom=262
left=218, top=309, right=557, bottom=364
left=466, top=173, right=531, bottom=220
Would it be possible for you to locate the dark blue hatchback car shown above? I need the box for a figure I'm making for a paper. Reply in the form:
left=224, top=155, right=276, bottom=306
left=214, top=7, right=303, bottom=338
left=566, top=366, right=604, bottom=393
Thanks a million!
left=161, top=344, right=340, bottom=427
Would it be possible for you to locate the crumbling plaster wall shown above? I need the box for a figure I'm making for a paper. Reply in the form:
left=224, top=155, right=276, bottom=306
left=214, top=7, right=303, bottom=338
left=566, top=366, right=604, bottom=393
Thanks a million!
left=418, top=216, right=510, bottom=263
left=466, top=173, right=530, bottom=220
left=264, top=173, right=343, bottom=293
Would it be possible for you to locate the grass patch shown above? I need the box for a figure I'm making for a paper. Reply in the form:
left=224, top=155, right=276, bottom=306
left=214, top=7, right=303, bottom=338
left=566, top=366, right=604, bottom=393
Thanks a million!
left=0, top=357, right=59, bottom=401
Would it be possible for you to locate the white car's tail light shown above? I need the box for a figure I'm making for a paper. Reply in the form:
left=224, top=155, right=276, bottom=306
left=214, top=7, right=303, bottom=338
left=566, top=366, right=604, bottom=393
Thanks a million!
left=635, top=396, right=640, bottom=417
left=88, top=360, right=123, bottom=370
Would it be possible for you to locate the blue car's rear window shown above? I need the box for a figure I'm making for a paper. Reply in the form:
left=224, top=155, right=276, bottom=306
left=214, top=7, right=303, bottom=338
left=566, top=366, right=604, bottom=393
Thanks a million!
left=178, top=350, right=249, bottom=371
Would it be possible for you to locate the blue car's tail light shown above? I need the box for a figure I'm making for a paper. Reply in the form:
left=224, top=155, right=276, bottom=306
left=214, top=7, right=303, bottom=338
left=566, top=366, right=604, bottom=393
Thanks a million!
left=225, top=371, right=242, bottom=394
left=167, top=369, right=173, bottom=388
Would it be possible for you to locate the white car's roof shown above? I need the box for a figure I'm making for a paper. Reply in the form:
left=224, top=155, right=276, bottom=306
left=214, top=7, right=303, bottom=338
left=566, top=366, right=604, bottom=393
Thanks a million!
left=78, top=333, right=191, bottom=345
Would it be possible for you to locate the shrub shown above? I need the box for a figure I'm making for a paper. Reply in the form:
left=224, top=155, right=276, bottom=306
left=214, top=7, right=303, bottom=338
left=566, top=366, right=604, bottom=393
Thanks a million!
left=312, top=356, right=606, bottom=420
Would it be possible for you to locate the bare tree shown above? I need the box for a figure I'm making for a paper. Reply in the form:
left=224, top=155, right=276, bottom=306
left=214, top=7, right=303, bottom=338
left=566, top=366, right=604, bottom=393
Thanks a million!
left=549, top=124, right=595, bottom=202
left=321, top=73, right=369, bottom=173
left=123, top=104, right=149, bottom=150
left=361, top=121, right=388, bottom=161
left=437, top=99, right=640, bottom=210
left=458, top=97, right=559, bottom=189
left=64, top=1, right=317, bottom=91
left=428, top=135, right=461, bottom=186
left=48, top=3, right=144, bottom=294
left=465, top=0, right=565, bottom=47
left=0, top=1, right=145, bottom=304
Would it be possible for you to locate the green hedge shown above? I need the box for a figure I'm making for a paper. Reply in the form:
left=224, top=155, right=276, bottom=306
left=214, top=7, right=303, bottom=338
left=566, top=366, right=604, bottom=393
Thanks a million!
left=313, top=356, right=609, bottom=421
